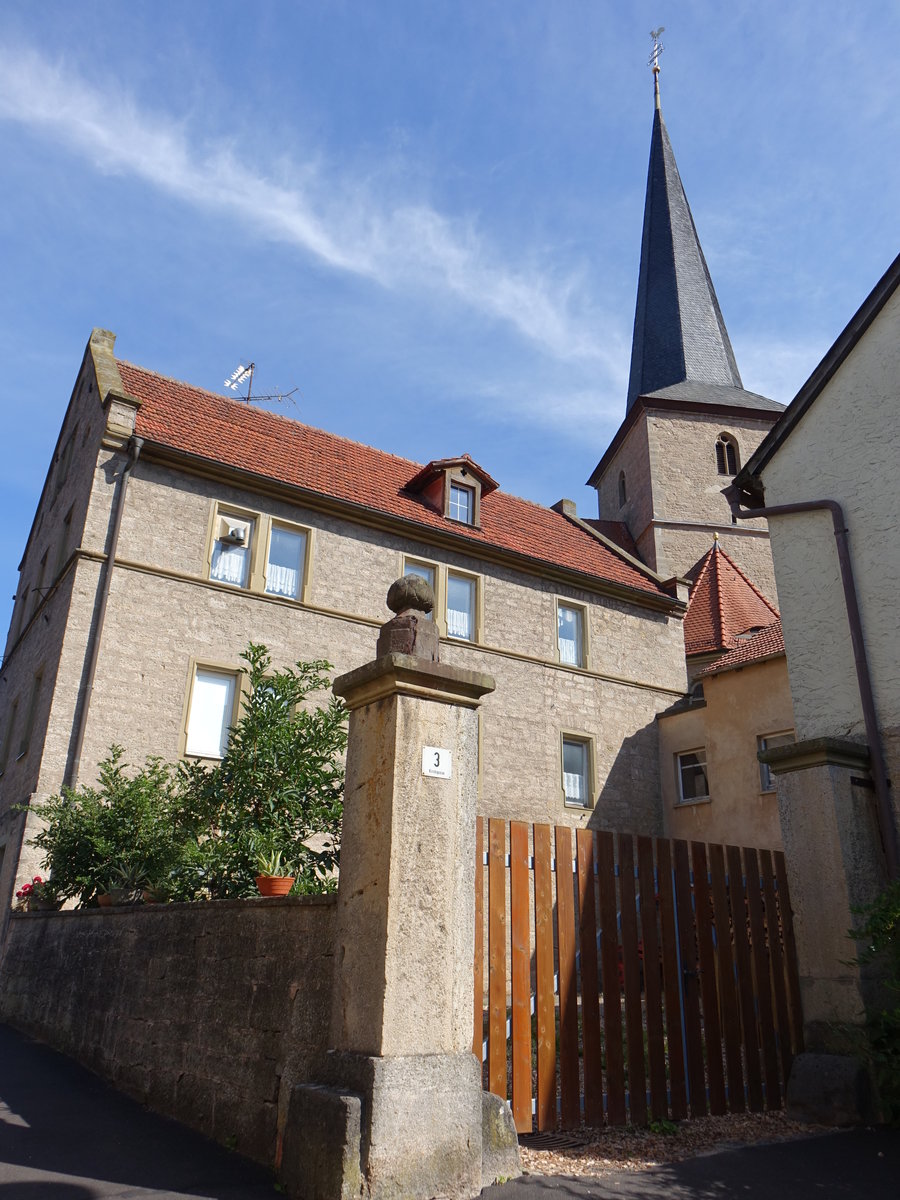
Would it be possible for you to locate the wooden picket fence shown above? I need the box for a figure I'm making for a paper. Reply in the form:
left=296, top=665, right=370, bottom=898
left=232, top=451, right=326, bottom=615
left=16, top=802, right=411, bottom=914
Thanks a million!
left=473, top=818, right=804, bottom=1132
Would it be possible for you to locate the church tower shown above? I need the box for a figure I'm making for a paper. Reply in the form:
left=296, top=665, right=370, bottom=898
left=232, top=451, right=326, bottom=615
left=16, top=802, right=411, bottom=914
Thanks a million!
left=588, top=51, right=782, bottom=602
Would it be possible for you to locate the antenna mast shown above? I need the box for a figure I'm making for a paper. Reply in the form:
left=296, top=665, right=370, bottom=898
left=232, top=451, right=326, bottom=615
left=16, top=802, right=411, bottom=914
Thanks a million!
left=224, top=361, right=299, bottom=410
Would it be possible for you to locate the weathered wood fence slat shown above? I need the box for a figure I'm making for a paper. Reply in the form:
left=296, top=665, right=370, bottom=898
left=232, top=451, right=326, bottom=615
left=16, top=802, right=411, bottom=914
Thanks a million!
left=474, top=818, right=804, bottom=1133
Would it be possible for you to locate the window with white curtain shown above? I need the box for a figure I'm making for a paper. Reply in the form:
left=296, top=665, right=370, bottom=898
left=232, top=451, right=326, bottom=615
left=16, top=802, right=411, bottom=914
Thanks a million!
left=186, top=668, right=237, bottom=758
left=265, top=526, right=307, bottom=600
left=210, top=517, right=253, bottom=588
left=562, top=737, right=590, bottom=807
left=446, top=572, right=475, bottom=640
left=558, top=603, right=585, bottom=667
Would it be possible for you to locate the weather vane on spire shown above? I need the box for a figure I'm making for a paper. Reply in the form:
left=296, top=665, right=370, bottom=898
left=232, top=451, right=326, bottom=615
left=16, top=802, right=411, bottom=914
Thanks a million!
left=649, top=27, right=665, bottom=108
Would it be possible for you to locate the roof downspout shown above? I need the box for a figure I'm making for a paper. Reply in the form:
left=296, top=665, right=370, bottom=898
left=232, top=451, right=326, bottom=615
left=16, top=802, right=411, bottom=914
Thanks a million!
left=725, top=487, right=899, bottom=879
left=64, top=435, right=144, bottom=790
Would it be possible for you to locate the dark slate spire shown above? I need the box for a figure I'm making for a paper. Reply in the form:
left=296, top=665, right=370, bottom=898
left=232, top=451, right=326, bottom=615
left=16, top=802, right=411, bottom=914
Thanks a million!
left=626, top=83, right=744, bottom=410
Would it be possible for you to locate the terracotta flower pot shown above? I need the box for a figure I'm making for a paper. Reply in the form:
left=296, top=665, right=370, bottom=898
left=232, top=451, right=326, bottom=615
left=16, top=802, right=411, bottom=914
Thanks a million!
left=255, top=875, right=295, bottom=897
left=97, top=893, right=113, bottom=908
left=27, top=897, right=60, bottom=912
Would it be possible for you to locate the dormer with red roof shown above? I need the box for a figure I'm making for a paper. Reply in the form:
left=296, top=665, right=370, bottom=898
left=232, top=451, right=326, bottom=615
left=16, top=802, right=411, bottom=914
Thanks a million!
left=403, top=455, right=498, bottom=529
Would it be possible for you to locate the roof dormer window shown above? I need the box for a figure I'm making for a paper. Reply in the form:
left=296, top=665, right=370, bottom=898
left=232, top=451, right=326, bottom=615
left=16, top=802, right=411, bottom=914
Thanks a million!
left=403, top=454, right=498, bottom=529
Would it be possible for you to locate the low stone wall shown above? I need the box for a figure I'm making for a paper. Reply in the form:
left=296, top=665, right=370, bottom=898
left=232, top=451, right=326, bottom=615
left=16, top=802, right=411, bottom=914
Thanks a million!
left=0, top=896, right=336, bottom=1166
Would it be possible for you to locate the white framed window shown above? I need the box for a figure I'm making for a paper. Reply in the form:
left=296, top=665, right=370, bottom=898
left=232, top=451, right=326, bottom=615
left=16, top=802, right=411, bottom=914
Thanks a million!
left=758, top=730, right=795, bottom=792
left=676, top=749, right=709, bottom=804
left=446, top=571, right=476, bottom=640
left=185, top=667, right=238, bottom=758
left=265, top=524, right=308, bottom=600
left=562, top=735, right=592, bottom=808
left=557, top=603, right=585, bottom=668
left=210, top=513, right=254, bottom=588
left=449, top=482, right=475, bottom=525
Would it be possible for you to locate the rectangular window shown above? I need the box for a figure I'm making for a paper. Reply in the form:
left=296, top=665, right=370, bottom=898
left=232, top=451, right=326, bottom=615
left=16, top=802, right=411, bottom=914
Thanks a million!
left=186, top=668, right=238, bottom=758
left=558, top=603, right=585, bottom=668
left=758, top=730, right=795, bottom=792
left=677, top=749, right=709, bottom=803
left=446, top=572, right=476, bottom=640
left=55, top=429, right=76, bottom=497
left=0, top=700, right=18, bottom=774
left=17, top=673, right=43, bottom=760
left=31, top=551, right=48, bottom=615
left=55, top=508, right=73, bottom=578
left=210, top=514, right=254, bottom=588
left=403, top=559, right=436, bottom=620
left=449, top=482, right=474, bottom=525
left=562, top=736, right=591, bottom=808
left=265, top=525, right=307, bottom=600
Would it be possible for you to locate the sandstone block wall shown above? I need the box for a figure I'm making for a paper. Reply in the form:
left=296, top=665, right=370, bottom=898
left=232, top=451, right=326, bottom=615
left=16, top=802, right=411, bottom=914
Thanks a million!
left=0, top=897, right=336, bottom=1166
left=65, top=458, right=685, bottom=836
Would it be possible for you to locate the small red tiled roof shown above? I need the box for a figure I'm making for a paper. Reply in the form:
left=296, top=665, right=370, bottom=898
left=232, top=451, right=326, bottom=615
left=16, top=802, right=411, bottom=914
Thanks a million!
left=120, top=361, right=671, bottom=601
left=699, top=619, right=785, bottom=677
left=683, top=542, right=779, bottom=656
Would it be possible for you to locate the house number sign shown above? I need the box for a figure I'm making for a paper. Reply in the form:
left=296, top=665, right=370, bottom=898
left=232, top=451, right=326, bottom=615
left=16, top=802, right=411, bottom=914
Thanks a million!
left=422, top=747, right=452, bottom=779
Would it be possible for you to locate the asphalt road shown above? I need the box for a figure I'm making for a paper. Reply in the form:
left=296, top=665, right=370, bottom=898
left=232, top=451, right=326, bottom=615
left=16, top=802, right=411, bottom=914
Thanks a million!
left=2, top=1022, right=899, bottom=1199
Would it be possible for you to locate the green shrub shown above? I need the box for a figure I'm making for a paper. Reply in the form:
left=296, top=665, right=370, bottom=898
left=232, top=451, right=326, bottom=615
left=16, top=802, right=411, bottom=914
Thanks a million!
left=180, top=644, right=347, bottom=898
left=850, top=878, right=900, bottom=1124
left=26, top=748, right=199, bottom=905
left=26, top=644, right=347, bottom=905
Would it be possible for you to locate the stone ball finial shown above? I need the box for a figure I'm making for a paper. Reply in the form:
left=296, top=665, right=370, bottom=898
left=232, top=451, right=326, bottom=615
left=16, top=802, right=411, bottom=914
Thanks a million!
left=387, top=574, right=434, bottom=615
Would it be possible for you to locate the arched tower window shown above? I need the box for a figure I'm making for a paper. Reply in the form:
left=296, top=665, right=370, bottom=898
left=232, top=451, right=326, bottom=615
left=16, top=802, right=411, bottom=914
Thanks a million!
left=618, top=471, right=627, bottom=508
left=715, top=433, right=739, bottom=476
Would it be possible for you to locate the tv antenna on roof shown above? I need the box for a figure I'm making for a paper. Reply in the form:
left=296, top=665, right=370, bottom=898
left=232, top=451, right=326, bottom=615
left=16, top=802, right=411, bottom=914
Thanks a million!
left=223, top=361, right=299, bottom=411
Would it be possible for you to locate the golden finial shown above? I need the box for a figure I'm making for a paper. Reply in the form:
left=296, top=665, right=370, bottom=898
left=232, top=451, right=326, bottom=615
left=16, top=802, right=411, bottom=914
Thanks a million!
left=713, top=531, right=720, bottom=543
left=649, top=28, right=665, bottom=110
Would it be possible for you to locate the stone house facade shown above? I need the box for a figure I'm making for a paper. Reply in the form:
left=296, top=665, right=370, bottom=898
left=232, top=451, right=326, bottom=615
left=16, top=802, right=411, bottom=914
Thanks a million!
left=0, top=330, right=690, bottom=915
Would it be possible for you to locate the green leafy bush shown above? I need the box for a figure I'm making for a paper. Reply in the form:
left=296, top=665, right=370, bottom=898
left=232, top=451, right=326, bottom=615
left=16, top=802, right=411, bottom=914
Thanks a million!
left=26, top=748, right=198, bottom=905
left=179, top=644, right=347, bottom=898
left=26, top=645, right=347, bottom=904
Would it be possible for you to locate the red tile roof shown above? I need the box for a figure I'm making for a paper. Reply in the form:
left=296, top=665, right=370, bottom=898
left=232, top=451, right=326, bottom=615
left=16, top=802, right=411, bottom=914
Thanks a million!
left=120, top=361, right=672, bottom=601
left=582, top=519, right=642, bottom=561
left=699, top=619, right=785, bottom=676
left=683, top=542, right=779, bottom=656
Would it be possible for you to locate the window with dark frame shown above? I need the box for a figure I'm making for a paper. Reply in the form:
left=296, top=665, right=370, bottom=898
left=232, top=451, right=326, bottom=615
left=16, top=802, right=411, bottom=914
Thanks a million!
left=676, top=748, right=709, bottom=803
left=758, top=730, right=795, bottom=791
left=716, top=434, right=739, bottom=476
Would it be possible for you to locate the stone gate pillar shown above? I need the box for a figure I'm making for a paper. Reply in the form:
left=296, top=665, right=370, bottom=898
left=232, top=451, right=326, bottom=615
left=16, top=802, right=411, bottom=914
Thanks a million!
left=283, top=578, right=498, bottom=1199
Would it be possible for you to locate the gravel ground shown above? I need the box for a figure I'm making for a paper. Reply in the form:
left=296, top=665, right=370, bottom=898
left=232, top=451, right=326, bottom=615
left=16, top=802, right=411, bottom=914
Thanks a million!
left=518, top=1111, right=831, bottom=1178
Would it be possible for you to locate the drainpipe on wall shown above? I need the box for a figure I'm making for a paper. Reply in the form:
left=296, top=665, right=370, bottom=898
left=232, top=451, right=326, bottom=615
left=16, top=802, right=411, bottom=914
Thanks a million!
left=64, top=435, right=144, bottom=791
left=724, top=487, right=899, bottom=880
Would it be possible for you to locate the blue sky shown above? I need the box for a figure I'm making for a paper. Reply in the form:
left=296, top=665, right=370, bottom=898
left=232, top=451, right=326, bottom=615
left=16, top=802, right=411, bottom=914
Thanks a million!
left=1, top=1, right=898, bottom=637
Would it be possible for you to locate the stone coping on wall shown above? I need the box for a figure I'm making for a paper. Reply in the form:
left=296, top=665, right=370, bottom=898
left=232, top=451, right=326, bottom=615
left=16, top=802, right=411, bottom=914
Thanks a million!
left=334, top=651, right=495, bottom=711
left=759, top=735, right=871, bottom=775
left=9, top=894, right=337, bottom=920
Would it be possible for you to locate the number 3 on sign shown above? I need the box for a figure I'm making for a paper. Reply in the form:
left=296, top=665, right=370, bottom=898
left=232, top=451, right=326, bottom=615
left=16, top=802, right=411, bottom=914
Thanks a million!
left=422, top=746, right=452, bottom=779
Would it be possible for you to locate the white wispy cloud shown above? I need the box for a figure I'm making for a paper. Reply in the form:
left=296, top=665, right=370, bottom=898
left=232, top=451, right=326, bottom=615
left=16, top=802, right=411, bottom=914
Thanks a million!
left=0, top=46, right=614, bottom=369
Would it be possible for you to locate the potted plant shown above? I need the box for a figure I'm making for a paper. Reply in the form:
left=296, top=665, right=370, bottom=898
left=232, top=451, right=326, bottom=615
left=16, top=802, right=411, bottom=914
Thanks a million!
left=108, top=860, right=149, bottom=906
left=15, top=875, right=62, bottom=912
left=254, top=844, right=296, bottom=897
